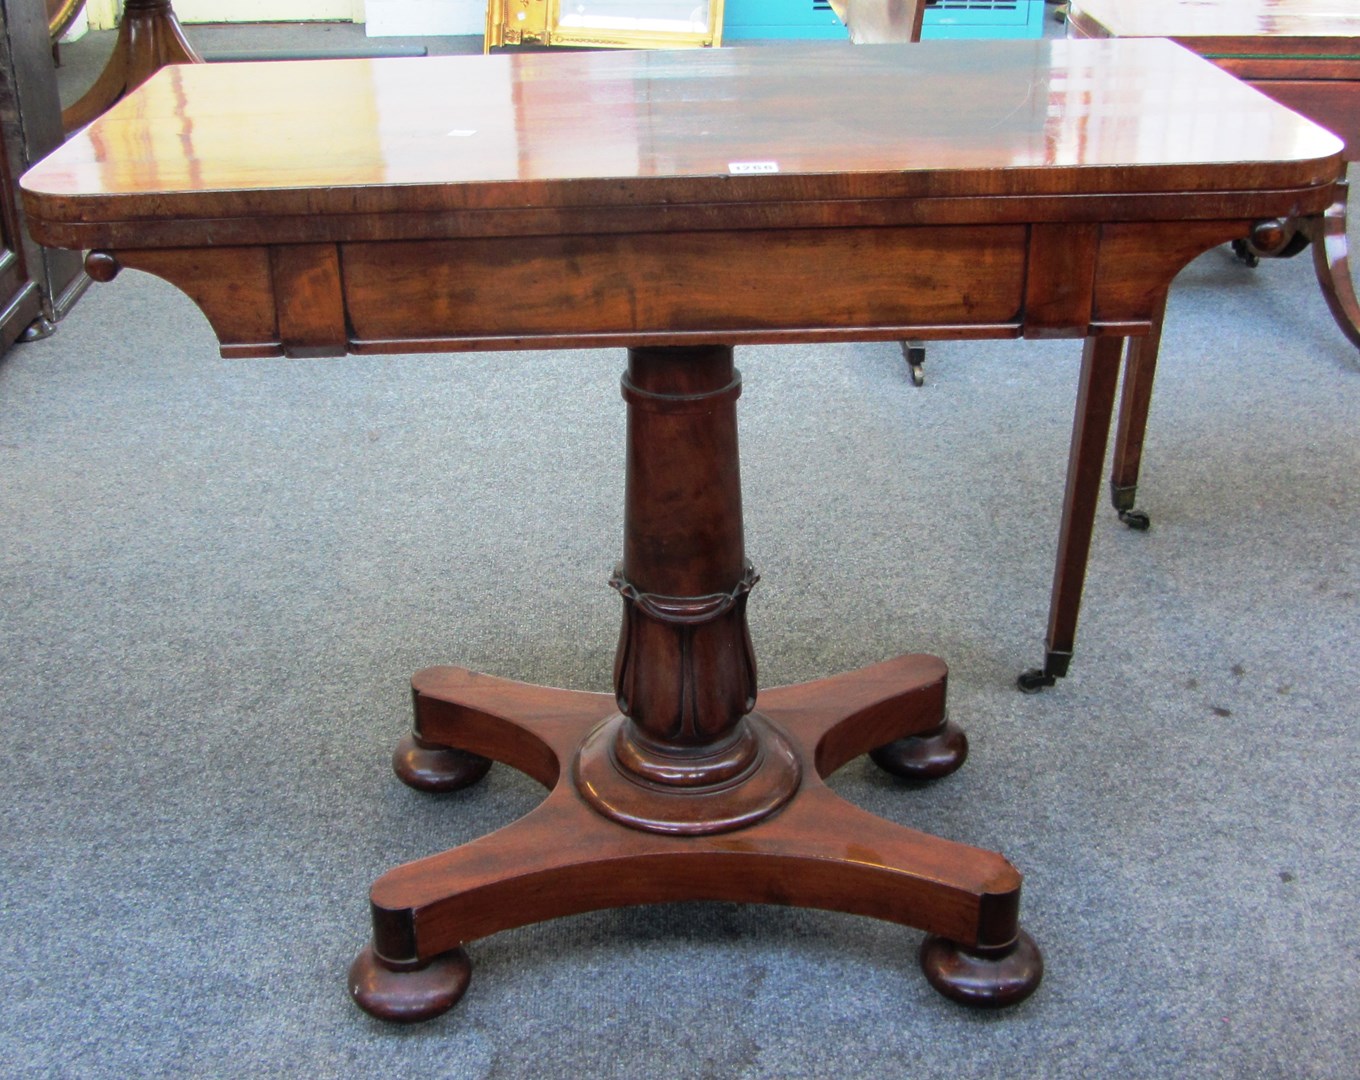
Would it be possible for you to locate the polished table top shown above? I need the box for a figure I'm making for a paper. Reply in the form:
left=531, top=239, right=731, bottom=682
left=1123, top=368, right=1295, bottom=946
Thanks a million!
left=22, top=39, right=1343, bottom=251
left=1067, top=0, right=1358, bottom=44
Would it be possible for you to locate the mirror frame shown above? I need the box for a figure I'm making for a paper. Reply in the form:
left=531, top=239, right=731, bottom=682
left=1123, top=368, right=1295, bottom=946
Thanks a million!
left=486, top=0, right=724, bottom=51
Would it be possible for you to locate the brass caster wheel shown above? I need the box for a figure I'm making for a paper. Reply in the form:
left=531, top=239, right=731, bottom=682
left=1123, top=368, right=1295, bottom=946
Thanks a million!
left=902, top=341, right=926, bottom=387
left=1016, top=668, right=1055, bottom=694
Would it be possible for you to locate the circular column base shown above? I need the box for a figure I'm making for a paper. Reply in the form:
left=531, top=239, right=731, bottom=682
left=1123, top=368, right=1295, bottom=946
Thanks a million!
left=393, top=734, right=492, bottom=793
left=348, top=945, right=471, bottom=1023
left=919, top=929, right=1043, bottom=1008
left=574, top=712, right=802, bottom=836
left=869, top=718, right=968, bottom=782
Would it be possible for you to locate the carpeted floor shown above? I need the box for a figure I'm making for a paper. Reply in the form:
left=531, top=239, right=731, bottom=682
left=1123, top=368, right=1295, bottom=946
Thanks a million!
left=2, top=17, right=1358, bottom=1080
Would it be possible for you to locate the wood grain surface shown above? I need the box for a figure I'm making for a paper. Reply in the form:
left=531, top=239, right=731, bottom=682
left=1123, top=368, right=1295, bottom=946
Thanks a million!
left=22, top=39, right=1344, bottom=249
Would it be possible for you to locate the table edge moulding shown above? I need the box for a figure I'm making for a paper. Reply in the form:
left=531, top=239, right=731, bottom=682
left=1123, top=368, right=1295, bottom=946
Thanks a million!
left=19, top=39, right=1344, bottom=1022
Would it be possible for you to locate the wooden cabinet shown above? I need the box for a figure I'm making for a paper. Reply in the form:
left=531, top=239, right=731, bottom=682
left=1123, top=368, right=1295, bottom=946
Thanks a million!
left=0, top=0, right=85, bottom=356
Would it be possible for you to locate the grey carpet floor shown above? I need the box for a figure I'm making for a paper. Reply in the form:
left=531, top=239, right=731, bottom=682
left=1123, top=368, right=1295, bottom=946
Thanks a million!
left=4, top=20, right=1359, bottom=1080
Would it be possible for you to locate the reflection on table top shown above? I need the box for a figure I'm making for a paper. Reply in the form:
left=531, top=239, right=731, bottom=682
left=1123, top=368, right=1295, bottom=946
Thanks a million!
left=1068, top=0, right=1359, bottom=43
left=22, top=38, right=1343, bottom=234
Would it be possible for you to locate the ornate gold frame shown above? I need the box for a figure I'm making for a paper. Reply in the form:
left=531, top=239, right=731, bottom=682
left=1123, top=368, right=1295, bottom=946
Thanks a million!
left=48, top=0, right=86, bottom=41
left=485, top=0, right=724, bottom=52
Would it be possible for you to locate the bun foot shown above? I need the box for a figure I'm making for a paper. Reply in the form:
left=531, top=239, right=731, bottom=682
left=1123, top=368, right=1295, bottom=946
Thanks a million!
left=392, top=734, right=492, bottom=793
left=869, top=718, right=968, bottom=781
left=349, top=945, right=471, bottom=1023
left=919, top=929, right=1043, bottom=1008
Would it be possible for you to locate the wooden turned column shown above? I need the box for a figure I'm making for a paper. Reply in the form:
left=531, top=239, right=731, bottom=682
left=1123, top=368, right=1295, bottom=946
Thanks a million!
left=349, top=343, right=1040, bottom=1020
left=62, top=0, right=201, bottom=133
left=574, top=345, right=801, bottom=835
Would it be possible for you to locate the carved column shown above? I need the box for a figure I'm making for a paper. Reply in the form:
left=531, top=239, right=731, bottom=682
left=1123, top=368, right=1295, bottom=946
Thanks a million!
left=62, top=0, right=202, bottom=134
left=574, top=346, right=800, bottom=834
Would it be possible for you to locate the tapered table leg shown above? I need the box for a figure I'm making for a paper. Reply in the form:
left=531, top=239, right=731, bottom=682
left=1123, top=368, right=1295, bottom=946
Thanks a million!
left=1108, top=189, right=1360, bottom=550
left=1107, top=293, right=1167, bottom=532
left=62, top=0, right=201, bottom=133
left=350, top=346, right=1042, bottom=1021
left=1019, top=335, right=1123, bottom=692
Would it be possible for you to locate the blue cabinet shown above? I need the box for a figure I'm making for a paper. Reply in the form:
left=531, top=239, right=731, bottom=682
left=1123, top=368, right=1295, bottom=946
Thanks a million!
left=722, top=0, right=845, bottom=39
left=921, top=0, right=1046, bottom=39
left=721, top=0, right=1047, bottom=41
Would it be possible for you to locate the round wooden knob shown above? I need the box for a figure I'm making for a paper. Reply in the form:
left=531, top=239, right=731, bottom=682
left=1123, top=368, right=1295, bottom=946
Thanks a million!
left=1249, top=219, right=1288, bottom=255
left=84, top=251, right=121, bottom=282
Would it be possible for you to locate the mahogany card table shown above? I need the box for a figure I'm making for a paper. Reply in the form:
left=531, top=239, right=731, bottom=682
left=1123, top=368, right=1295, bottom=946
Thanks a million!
left=21, top=40, right=1341, bottom=1019
left=1068, top=0, right=1360, bottom=528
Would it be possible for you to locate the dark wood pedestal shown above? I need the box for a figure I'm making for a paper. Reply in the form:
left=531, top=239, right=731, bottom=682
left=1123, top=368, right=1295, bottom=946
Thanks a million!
left=348, top=345, right=1043, bottom=1020
left=61, top=0, right=200, bottom=133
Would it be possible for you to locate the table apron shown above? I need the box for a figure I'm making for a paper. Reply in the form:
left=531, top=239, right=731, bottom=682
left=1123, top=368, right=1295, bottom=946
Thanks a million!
left=95, top=218, right=1286, bottom=357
